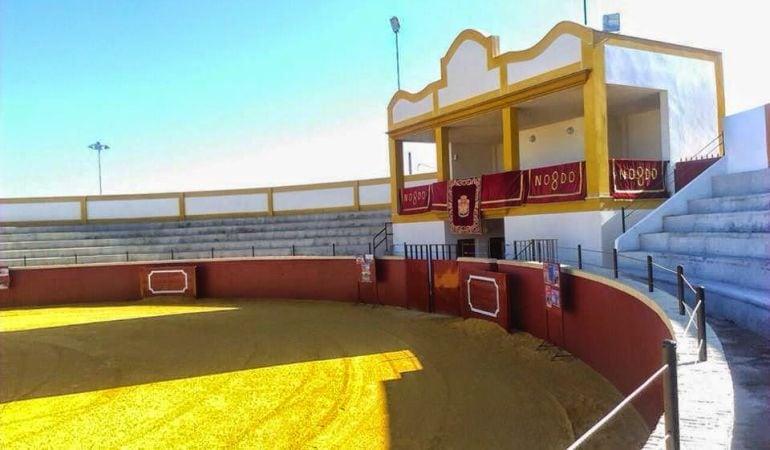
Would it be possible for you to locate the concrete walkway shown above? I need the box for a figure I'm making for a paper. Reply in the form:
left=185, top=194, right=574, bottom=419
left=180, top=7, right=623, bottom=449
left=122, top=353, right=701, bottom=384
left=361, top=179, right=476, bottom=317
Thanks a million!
left=639, top=279, right=770, bottom=450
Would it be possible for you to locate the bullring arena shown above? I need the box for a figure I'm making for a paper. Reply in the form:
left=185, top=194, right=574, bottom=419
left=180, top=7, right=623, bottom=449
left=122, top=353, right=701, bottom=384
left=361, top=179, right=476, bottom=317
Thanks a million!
left=1, top=18, right=760, bottom=449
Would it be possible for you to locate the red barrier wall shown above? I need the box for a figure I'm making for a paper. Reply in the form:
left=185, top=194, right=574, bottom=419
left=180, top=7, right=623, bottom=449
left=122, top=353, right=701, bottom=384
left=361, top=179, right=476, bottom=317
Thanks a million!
left=497, top=262, right=672, bottom=427
left=0, top=256, right=672, bottom=429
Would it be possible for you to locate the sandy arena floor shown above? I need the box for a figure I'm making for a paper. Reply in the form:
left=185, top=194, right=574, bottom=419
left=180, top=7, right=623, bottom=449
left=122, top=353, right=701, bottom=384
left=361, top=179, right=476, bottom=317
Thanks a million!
left=0, top=298, right=649, bottom=449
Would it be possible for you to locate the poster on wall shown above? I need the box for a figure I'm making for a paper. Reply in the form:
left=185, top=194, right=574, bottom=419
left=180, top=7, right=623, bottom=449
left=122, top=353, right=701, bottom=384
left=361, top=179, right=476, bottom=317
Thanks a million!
left=543, top=261, right=561, bottom=309
left=447, top=177, right=482, bottom=234
left=0, top=265, right=9, bottom=289
left=356, top=254, right=376, bottom=283
left=611, top=159, right=668, bottom=199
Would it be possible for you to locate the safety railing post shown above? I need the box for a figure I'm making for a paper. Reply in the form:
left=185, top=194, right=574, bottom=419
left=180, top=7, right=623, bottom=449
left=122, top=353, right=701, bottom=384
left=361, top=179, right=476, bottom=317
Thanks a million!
left=332, top=243, right=336, bottom=256
left=171, top=249, right=174, bottom=260
left=647, top=255, right=654, bottom=292
left=74, top=254, right=78, bottom=264
left=513, top=241, right=518, bottom=260
left=210, top=248, right=214, bottom=259
left=577, top=244, right=583, bottom=270
left=368, top=242, right=372, bottom=254
left=662, top=340, right=680, bottom=450
left=291, top=244, right=295, bottom=256
left=126, top=251, right=129, bottom=262
left=612, top=249, right=619, bottom=278
left=676, top=265, right=685, bottom=315
left=252, top=246, right=255, bottom=257
left=696, top=286, right=707, bottom=362
left=23, top=255, right=27, bottom=266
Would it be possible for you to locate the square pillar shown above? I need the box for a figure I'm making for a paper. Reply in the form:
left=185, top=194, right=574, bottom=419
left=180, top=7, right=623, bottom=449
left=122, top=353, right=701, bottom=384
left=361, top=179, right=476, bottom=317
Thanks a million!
left=389, top=138, right=405, bottom=215
left=582, top=45, right=611, bottom=197
left=435, top=127, right=450, bottom=181
left=501, top=107, right=520, bottom=171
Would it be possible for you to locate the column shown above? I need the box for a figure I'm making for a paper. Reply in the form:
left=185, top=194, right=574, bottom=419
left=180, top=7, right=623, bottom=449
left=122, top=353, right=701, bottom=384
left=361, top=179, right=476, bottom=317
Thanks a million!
left=434, top=127, right=450, bottom=181
left=582, top=45, right=611, bottom=197
left=501, top=107, right=520, bottom=171
left=388, top=138, right=404, bottom=215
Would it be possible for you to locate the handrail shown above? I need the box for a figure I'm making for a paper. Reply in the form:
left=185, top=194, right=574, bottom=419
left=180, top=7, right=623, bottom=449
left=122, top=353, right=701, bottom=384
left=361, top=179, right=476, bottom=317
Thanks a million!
left=371, top=223, right=392, bottom=256
left=567, top=363, right=670, bottom=449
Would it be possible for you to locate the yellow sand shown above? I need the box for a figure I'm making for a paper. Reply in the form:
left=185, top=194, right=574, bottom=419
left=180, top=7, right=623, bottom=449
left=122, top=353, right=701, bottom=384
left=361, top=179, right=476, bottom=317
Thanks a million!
left=0, top=299, right=649, bottom=449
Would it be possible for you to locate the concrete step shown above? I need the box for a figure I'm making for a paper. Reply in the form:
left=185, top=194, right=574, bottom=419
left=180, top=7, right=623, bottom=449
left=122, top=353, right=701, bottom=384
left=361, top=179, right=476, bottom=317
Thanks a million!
left=688, top=192, right=770, bottom=214
left=639, top=232, right=770, bottom=259
left=0, top=234, right=375, bottom=259
left=0, top=209, right=391, bottom=235
left=620, top=250, right=770, bottom=291
left=711, top=168, right=770, bottom=197
left=0, top=217, right=390, bottom=243
left=0, top=225, right=384, bottom=251
left=663, top=210, right=770, bottom=233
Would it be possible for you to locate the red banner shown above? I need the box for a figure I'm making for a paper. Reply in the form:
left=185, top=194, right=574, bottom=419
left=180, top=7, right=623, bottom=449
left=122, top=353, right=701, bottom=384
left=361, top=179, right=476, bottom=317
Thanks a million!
left=611, top=159, right=668, bottom=199
left=448, top=177, right=482, bottom=234
left=481, top=170, right=525, bottom=208
left=430, top=180, right=447, bottom=211
left=399, top=184, right=430, bottom=214
left=526, top=162, right=586, bottom=203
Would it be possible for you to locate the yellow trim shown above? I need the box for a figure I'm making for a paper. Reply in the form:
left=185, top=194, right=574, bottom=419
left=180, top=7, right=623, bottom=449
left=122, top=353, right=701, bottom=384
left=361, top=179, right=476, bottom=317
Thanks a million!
left=389, top=70, right=590, bottom=140
left=582, top=43, right=610, bottom=197
left=183, top=187, right=270, bottom=198
left=358, top=177, right=391, bottom=186
left=405, top=172, right=438, bottom=182
left=435, top=127, right=450, bottom=181
left=272, top=205, right=358, bottom=216
left=353, top=181, right=360, bottom=211
left=271, top=180, right=355, bottom=193
left=85, top=216, right=183, bottom=225
left=359, top=203, right=391, bottom=211
left=182, top=211, right=271, bottom=220
left=391, top=197, right=665, bottom=223
left=87, top=192, right=182, bottom=201
left=715, top=54, right=726, bottom=156
left=178, top=193, right=186, bottom=220
left=389, top=139, right=404, bottom=215
left=501, top=106, right=520, bottom=171
left=80, top=198, right=88, bottom=224
left=0, top=196, right=83, bottom=204
left=267, top=188, right=274, bottom=216
left=0, top=219, right=84, bottom=227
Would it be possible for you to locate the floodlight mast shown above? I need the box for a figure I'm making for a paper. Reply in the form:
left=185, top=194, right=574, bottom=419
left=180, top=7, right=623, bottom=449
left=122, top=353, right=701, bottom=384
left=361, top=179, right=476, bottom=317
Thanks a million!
left=88, top=141, right=110, bottom=195
left=390, top=16, right=401, bottom=90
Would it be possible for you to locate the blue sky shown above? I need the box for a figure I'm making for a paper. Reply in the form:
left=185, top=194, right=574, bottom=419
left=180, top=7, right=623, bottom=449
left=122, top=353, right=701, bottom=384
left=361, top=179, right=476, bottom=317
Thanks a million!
left=1, top=0, right=767, bottom=197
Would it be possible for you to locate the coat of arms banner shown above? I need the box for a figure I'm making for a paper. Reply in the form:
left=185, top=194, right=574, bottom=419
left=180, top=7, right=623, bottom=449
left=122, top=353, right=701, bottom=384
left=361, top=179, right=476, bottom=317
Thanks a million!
left=448, top=177, right=482, bottom=234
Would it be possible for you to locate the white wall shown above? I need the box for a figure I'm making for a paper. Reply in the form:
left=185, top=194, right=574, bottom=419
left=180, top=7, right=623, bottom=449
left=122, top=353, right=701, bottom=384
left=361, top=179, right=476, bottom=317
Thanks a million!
left=392, top=221, right=448, bottom=255
left=88, top=197, right=179, bottom=220
left=185, top=193, right=268, bottom=216
left=451, top=142, right=500, bottom=178
left=392, top=94, right=434, bottom=124
left=438, top=40, right=500, bottom=108
left=504, top=210, right=634, bottom=267
left=724, top=105, right=769, bottom=173
left=273, top=187, right=354, bottom=211
left=518, top=117, right=584, bottom=169
left=604, top=45, right=718, bottom=164
left=359, top=183, right=390, bottom=205
left=507, top=33, right=582, bottom=85
left=608, top=109, right=662, bottom=159
left=0, top=201, right=81, bottom=222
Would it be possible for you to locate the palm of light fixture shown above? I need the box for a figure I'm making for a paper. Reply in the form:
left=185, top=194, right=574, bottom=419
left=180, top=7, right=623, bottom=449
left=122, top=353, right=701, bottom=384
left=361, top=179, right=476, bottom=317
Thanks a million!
left=88, top=141, right=111, bottom=195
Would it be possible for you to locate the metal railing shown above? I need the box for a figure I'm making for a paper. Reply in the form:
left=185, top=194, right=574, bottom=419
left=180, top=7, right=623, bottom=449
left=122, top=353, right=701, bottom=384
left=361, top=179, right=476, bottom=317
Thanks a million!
left=0, top=241, right=377, bottom=267
left=510, top=239, right=558, bottom=262
left=560, top=244, right=707, bottom=363
left=371, top=223, right=392, bottom=257
left=620, top=133, right=724, bottom=233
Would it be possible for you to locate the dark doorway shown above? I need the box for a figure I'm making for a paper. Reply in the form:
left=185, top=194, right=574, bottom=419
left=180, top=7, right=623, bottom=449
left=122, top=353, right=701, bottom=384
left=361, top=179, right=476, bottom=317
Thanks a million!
left=489, top=237, right=505, bottom=259
left=458, top=239, right=475, bottom=257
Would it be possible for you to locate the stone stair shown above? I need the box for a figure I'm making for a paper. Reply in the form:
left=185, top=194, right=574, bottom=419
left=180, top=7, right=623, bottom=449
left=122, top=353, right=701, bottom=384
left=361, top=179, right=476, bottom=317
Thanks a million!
left=619, top=168, right=770, bottom=337
left=0, top=209, right=391, bottom=267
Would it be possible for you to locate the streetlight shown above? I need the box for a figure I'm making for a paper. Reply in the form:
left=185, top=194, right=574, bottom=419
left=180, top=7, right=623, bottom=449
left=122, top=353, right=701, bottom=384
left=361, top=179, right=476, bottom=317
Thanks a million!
left=88, top=141, right=110, bottom=195
left=390, top=16, right=401, bottom=90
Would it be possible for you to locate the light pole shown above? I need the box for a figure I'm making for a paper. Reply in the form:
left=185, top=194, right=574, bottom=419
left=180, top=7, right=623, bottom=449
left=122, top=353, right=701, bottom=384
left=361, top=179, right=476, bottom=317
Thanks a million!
left=583, top=0, right=588, bottom=25
left=88, top=141, right=110, bottom=195
left=390, top=16, right=401, bottom=90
